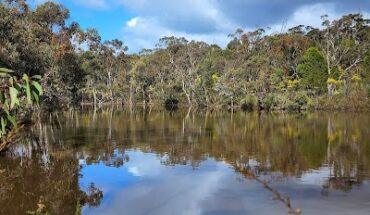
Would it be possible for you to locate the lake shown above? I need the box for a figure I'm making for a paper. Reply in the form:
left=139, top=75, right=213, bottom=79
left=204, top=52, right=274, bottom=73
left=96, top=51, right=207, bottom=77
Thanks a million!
left=0, top=110, right=369, bottom=215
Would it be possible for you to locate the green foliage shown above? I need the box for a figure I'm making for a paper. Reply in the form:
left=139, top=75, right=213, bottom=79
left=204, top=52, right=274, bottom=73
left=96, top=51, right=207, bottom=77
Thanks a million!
left=33, top=2, right=70, bottom=28
left=263, top=93, right=276, bottom=111
left=0, top=68, right=42, bottom=139
left=1, top=0, right=369, bottom=111
left=286, top=92, right=312, bottom=111
left=297, top=47, right=328, bottom=92
left=362, top=50, right=370, bottom=84
left=57, top=52, right=86, bottom=106
left=241, top=95, right=257, bottom=112
left=0, top=3, right=53, bottom=76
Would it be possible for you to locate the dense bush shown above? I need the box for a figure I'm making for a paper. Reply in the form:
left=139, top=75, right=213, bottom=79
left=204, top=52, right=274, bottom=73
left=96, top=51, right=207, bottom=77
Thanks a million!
left=0, top=2, right=369, bottom=111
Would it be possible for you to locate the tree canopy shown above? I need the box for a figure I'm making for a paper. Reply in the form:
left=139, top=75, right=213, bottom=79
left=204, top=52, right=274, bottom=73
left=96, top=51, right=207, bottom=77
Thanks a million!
left=298, top=47, right=328, bottom=92
left=0, top=1, right=369, bottom=112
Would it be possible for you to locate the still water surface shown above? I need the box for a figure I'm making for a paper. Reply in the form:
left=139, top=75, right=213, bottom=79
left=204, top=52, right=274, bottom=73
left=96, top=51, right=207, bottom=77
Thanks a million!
left=0, top=111, right=370, bottom=215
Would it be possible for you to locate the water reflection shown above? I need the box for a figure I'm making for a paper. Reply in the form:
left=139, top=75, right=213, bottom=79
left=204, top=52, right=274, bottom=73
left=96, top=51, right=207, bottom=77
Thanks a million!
left=0, top=148, right=103, bottom=215
left=0, top=110, right=369, bottom=214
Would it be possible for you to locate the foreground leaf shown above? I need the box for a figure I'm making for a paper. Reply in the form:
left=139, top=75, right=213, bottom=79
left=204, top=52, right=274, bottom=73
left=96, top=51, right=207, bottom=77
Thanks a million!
left=0, top=68, right=14, bottom=73
left=23, top=74, right=32, bottom=105
left=9, top=87, right=20, bottom=109
left=31, top=81, right=43, bottom=95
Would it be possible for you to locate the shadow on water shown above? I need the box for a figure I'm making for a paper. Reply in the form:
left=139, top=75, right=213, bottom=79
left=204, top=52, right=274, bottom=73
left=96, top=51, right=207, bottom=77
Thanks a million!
left=0, top=109, right=369, bottom=214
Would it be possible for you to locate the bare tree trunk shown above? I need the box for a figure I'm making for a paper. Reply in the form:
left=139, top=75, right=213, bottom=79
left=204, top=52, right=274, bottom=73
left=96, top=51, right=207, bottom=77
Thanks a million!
left=204, top=87, right=210, bottom=107
left=231, top=96, right=235, bottom=113
left=108, top=71, right=113, bottom=103
left=148, top=92, right=152, bottom=106
left=129, top=82, right=134, bottom=107
left=182, top=80, right=192, bottom=106
left=142, top=89, right=146, bottom=108
left=93, top=89, right=97, bottom=110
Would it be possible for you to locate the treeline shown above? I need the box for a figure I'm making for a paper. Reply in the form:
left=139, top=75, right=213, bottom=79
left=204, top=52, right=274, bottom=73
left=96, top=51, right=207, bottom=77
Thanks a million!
left=1, top=1, right=370, bottom=111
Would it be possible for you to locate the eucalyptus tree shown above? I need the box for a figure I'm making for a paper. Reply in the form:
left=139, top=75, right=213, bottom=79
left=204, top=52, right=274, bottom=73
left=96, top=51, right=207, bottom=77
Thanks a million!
left=220, top=28, right=267, bottom=109
left=99, top=39, right=127, bottom=103
left=129, top=55, right=154, bottom=106
left=157, top=37, right=192, bottom=105
left=196, top=45, right=226, bottom=107
left=180, top=41, right=209, bottom=106
left=1, top=0, right=369, bottom=111
left=280, top=26, right=310, bottom=78
left=320, top=14, right=370, bottom=95
left=148, top=49, right=176, bottom=104
left=80, top=29, right=127, bottom=106
left=79, top=29, right=103, bottom=106
left=0, top=1, right=53, bottom=76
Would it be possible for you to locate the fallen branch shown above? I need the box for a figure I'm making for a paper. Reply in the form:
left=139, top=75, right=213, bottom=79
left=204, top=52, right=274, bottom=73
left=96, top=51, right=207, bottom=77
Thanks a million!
left=237, top=166, right=302, bottom=214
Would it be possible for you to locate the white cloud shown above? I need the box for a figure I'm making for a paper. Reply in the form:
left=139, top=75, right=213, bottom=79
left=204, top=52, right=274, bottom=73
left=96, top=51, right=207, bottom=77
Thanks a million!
left=83, top=151, right=230, bottom=215
left=128, top=166, right=140, bottom=176
left=117, top=0, right=370, bottom=52
left=117, top=0, right=237, bottom=52
left=268, top=3, right=337, bottom=34
left=121, top=16, right=232, bottom=53
left=126, top=17, right=140, bottom=28
left=268, top=3, right=370, bottom=34
left=116, top=0, right=236, bottom=33
left=27, top=0, right=370, bottom=53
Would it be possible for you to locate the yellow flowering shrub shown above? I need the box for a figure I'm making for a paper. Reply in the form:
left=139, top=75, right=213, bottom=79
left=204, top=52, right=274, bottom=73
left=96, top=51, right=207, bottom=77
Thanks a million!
left=351, top=75, right=361, bottom=82
left=327, top=78, right=343, bottom=86
left=287, top=79, right=299, bottom=90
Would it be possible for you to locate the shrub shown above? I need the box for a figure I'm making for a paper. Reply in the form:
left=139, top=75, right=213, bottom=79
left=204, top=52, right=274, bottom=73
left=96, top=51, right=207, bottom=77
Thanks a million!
left=241, top=95, right=257, bottom=112
left=287, top=92, right=311, bottom=111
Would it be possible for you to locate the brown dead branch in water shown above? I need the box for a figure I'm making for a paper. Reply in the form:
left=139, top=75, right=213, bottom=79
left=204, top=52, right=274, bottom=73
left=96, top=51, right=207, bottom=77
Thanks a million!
left=237, top=166, right=302, bottom=214
left=0, top=125, right=25, bottom=152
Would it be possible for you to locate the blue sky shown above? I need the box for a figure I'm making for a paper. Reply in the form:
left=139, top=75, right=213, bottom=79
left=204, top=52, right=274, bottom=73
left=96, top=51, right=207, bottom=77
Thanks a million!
left=30, top=0, right=370, bottom=53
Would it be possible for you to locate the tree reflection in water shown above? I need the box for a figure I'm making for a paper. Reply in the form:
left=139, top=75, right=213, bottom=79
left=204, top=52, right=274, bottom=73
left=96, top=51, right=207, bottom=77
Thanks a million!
left=0, top=117, right=105, bottom=215
left=0, top=109, right=369, bottom=214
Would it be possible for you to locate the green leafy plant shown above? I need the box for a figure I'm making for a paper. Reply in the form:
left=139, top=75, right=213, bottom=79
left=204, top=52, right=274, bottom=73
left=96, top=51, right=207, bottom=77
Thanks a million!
left=0, top=68, right=43, bottom=150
